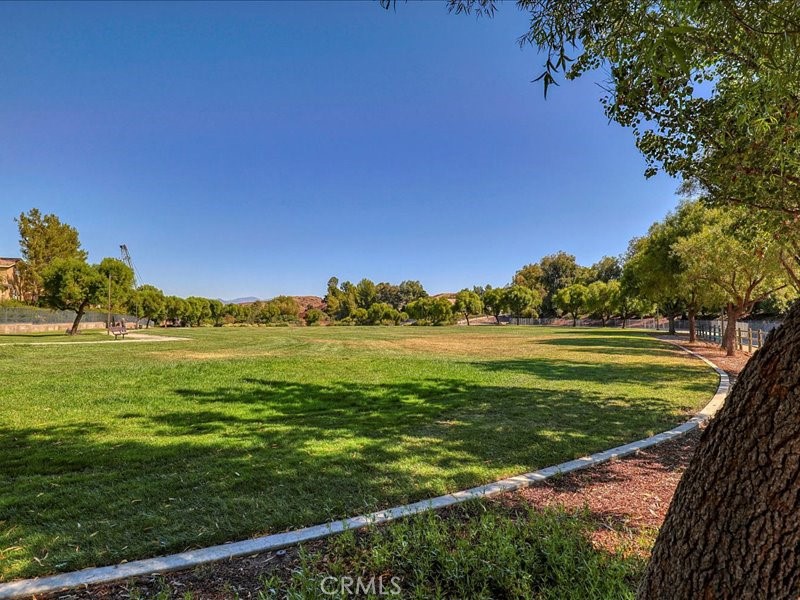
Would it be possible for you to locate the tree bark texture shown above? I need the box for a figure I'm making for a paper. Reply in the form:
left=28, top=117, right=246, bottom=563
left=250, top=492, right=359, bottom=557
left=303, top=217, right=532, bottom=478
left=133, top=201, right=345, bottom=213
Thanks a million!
left=638, top=300, right=800, bottom=599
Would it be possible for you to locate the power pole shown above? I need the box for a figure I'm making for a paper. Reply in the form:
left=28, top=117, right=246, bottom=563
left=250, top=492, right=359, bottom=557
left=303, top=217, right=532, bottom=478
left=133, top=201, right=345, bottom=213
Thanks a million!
left=120, top=244, right=142, bottom=327
left=107, top=272, right=112, bottom=330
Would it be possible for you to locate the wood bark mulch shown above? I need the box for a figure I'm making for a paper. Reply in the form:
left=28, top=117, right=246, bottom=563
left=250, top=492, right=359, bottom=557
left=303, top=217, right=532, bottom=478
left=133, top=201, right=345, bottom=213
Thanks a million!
left=39, top=342, right=748, bottom=599
left=657, top=334, right=751, bottom=382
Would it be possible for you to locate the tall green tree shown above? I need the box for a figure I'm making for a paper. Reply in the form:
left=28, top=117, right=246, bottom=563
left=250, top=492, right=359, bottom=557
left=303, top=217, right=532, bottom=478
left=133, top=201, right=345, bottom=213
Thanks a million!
left=40, top=258, right=105, bottom=334
left=674, top=210, right=789, bottom=356
left=512, top=263, right=545, bottom=295
left=588, top=256, right=622, bottom=283
left=622, top=201, right=711, bottom=335
left=355, top=278, right=377, bottom=309
left=397, top=280, right=428, bottom=308
left=536, top=251, right=580, bottom=316
left=16, top=209, right=87, bottom=303
left=97, top=258, right=135, bottom=319
left=208, top=299, right=225, bottom=327
left=453, top=289, right=483, bottom=325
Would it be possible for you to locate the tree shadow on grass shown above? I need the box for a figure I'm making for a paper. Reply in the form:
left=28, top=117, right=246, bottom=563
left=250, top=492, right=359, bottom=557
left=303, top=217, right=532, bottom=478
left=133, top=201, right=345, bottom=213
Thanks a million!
left=530, top=332, right=689, bottom=358
left=0, top=361, right=708, bottom=582
left=469, top=356, right=715, bottom=395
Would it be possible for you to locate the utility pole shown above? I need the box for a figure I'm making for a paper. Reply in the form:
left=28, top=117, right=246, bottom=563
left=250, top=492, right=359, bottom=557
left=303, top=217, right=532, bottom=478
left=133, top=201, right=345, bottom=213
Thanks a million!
left=120, top=244, right=142, bottom=328
left=107, top=272, right=112, bottom=330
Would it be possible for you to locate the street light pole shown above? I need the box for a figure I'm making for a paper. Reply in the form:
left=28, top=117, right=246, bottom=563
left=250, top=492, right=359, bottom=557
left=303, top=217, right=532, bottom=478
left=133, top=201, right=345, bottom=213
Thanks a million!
left=107, top=272, right=112, bottom=331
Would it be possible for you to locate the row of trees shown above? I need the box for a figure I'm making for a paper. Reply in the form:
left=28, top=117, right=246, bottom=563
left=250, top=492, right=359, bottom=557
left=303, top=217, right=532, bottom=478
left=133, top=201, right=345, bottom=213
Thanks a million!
left=502, top=200, right=797, bottom=356
left=4, top=209, right=309, bottom=332
left=323, top=277, right=428, bottom=324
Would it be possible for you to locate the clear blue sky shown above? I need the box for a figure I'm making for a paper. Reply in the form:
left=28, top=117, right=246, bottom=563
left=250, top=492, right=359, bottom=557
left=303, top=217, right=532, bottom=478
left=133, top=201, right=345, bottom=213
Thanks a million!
left=0, top=1, right=680, bottom=299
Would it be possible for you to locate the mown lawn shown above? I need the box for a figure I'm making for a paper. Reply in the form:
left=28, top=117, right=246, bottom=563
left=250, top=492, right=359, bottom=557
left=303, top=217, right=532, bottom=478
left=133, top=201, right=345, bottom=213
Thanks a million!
left=0, top=329, right=111, bottom=344
left=0, top=326, right=717, bottom=581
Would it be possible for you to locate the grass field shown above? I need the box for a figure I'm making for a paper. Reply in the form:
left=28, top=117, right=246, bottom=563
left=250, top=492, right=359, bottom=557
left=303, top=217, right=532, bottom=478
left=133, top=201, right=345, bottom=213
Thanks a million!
left=0, top=326, right=717, bottom=581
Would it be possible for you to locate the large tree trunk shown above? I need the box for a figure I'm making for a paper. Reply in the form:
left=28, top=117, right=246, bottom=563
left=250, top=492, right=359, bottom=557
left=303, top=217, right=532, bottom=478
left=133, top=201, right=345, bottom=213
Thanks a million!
left=688, top=307, right=697, bottom=343
left=465, top=313, right=470, bottom=326
left=722, top=303, right=740, bottom=356
left=638, top=301, right=800, bottom=599
left=668, top=314, right=676, bottom=335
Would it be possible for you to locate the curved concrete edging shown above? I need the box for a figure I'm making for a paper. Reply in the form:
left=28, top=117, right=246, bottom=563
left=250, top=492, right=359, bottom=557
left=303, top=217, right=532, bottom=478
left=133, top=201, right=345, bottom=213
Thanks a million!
left=0, top=340, right=730, bottom=599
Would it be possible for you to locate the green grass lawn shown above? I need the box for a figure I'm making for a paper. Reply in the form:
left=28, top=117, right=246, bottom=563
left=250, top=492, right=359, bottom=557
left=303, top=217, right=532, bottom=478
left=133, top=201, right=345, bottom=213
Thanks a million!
left=0, top=326, right=717, bottom=581
left=0, top=329, right=112, bottom=344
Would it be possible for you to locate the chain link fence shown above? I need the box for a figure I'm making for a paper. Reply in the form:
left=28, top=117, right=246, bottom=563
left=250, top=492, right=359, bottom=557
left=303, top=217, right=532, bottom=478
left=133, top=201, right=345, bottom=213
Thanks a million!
left=0, top=306, right=136, bottom=325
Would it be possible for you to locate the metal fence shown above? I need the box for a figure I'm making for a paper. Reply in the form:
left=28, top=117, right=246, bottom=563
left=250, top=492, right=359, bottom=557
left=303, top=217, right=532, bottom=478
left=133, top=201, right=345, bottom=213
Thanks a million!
left=509, top=316, right=658, bottom=328
left=507, top=314, right=780, bottom=353
left=0, top=306, right=136, bottom=325
left=636, top=318, right=778, bottom=352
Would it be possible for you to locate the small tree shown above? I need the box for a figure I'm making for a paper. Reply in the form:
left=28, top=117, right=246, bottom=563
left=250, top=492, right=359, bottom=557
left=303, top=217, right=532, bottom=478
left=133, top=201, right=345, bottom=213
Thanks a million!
left=367, top=302, right=398, bottom=325
left=305, top=308, right=325, bottom=326
left=208, top=299, right=224, bottom=327
left=184, top=297, right=211, bottom=327
left=352, top=307, right=369, bottom=325
left=406, top=297, right=454, bottom=325
left=97, top=258, right=135, bottom=323
left=482, top=287, right=507, bottom=324
left=428, top=297, right=455, bottom=325
left=504, top=285, right=541, bottom=325
left=164, top=296, right=187, bottom=326
left=41, top=258, right=105, bottom=335
left=585, top=280, right=620, bottom=326
left=453, top=289, right=483, bottom=325
left=553, top=283, right=588, bottom=326
left=131, top=285, right=165, bottom=328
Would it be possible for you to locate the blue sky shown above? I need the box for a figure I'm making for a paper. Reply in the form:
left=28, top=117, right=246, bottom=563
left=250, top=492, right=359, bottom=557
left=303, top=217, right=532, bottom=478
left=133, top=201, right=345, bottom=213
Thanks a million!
left=0, top=1, right=680, bottom=299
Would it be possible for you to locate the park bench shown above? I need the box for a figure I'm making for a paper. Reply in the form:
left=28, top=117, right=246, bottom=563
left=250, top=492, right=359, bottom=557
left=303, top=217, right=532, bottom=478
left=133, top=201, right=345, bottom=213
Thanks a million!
left=109, top=324, right=128, bottom=340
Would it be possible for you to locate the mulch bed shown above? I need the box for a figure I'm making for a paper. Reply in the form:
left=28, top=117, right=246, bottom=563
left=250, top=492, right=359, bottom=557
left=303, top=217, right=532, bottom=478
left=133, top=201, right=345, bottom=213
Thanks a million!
left=657, top=334, right=751, bottom=382
left=39, top=343, right=748, bottom=600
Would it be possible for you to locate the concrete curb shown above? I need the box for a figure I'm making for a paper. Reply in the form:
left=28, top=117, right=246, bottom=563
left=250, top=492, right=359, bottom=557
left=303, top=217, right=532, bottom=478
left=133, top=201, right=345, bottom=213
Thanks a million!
left=0, top=341, right=730, bottom=599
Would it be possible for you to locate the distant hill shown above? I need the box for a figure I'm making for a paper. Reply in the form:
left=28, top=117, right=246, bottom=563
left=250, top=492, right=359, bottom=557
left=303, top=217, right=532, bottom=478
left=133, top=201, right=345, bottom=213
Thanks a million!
left=293, top=296, right=325, bottom=316
left=433, top=292, right=457, bottom=304
left=219, top=295, right=326, bottom=317
left=220, top=296, right=260, bottom=305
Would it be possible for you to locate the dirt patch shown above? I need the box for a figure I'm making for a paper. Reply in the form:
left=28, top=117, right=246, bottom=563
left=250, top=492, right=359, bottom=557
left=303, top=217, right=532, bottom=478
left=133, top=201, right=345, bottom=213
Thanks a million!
left=148, top=349, right=276, bottom=361
left=493, top=429, right=700, bottom=557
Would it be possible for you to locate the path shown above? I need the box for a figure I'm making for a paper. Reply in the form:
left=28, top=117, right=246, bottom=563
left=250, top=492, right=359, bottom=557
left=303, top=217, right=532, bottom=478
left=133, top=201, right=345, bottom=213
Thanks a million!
left=0, top=332, right=188, bottom=346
